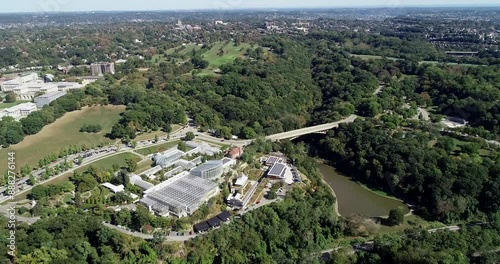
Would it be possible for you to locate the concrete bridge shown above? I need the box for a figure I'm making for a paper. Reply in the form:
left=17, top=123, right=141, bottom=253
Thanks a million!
left=266, top=115, right=358, bottom=142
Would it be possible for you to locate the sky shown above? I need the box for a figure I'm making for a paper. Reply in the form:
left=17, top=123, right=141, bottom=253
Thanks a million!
left=1, top=0, right=499, bottom=13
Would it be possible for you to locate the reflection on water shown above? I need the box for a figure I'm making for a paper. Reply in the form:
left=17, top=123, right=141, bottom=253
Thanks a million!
left=319, top=164, right=409, bottom=217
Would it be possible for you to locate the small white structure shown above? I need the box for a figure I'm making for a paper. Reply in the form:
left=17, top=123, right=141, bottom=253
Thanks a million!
left=101, top=183, right=125, bottom=193
left=141, top=171, right=219, bottom=217
left=234, top=175, right=249, bottom=187
left=129, top=174, right=154, bottom=191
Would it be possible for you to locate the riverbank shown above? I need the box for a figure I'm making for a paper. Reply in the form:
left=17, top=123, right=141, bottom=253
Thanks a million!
left=356, top=182, right=406, bottom=204
left=320, top=176, right=341, bottom=217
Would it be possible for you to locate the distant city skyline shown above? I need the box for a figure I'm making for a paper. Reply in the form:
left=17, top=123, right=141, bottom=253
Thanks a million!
left=1, top=0, right=500, bottom=13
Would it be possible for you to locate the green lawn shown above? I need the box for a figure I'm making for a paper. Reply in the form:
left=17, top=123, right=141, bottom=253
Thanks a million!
left=196, top=41, right=252, bottom=75
left=135, top=140, right=180, bottom=156
left=379, top=214, right=444, bottom=234
left=0, top=105, right=125, bottom=173
left=0, top=100, right=30, bottom=109
left=135, top=159, right=154, bottom=174
left=159, top=41, right=260, bottom=76
left=204, top=42, right=252, bottom=67
left=151, top=44, right=200, bottom=66
left=165, top=44, right=199, bottom=56
left=76, top=153, right=141, bottom=173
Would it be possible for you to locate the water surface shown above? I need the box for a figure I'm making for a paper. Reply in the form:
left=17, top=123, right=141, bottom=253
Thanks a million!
left=319, top=164, right=409, bottom=217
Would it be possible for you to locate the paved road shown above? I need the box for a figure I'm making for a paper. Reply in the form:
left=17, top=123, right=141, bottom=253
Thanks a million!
left=319, top=225, right=462, bottom=257
left=103, top=223, right=197, bottom=241
left=374, top=85, right=385, bottom=95
left=417, top=107, right=431, bottom=121
left=266, top=115, right=358, bottom=141
left=0, top=148, right=147, bottom=204
left=427, top=225, right=460, bottom=233
left=0, top=203, right=40, bottom=225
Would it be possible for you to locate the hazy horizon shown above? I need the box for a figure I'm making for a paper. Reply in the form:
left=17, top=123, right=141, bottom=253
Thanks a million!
left=1, top=0, right=499, bottom=13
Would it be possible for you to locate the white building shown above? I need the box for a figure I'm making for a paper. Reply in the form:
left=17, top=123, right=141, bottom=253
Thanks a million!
left=0, top=103, right=37, bottom=121
left=185, top=141, right=221, bottom=156
left=34, top=91, right=67, bottom=108
left=141, top=171, right=219, bottom=217
left=153, top=148, right=185, bottom=168
left=101, top=183, right=125, bottom=193
left=1, top=73, right=38, bottom=92
left=191, top=160, right=224, bottom=181
left=164, top=166, right=183, bottom=178
left=56, top=82, right=84, bottom=92
left=234, top=175, right=249, bottom=188
left=129, top=174, right=154, bottom=191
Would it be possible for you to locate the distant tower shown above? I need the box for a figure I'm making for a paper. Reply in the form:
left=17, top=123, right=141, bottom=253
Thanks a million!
left=177, top=20, right=183, bottom=27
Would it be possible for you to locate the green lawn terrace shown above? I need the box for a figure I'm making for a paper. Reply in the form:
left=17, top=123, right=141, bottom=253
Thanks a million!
left=152, top=41, right=266, bottom=76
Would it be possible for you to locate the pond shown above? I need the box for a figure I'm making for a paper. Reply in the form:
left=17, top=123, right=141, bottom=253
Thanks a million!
left=319, top=164, right=409, bottom=217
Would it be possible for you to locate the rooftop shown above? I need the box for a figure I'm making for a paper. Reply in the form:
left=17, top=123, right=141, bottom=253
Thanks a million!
left=234, top=175, right=249, bottom=186
left=191, top=160, right=223, bottom=173
left=141, top=173, right=218, bottom=216
left=207, top=216, right=222, bottom=227
left=101, top=183, right=125, bottom=193
left=35, top=90, right=66, bottom=99
left=268, top=162, right=287, bottom=178
left=1, top=102, right=37, bottom=113
left=266, top=156, right=280, bottom=165
left=217, top=211, right=231, bottom=222
left=129, top=174, right=154, bottom=190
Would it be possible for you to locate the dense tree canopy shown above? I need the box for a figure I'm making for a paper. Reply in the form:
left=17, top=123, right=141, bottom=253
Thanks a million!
left=320, top=119, right=499, bottom=222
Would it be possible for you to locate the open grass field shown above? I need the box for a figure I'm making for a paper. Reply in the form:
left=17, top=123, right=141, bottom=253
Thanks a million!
left=150, top=44, right=200, bottom=66
left=0, top=100, right=30, bottom=109
left=76, top=153, right=140, bottom=173
left=0, top=105, right=125, bottom=173
left=135, top=159, right=154, bottom=174
left=165, top=43, right=199, bottom=56
left=155, top=41, right=260, bottom=75
left=196, top=41, right=252, bottom=75
left=135, top=140, right=180, bottom=155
